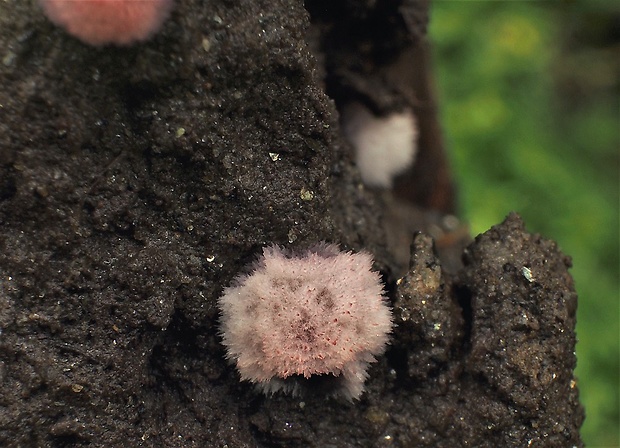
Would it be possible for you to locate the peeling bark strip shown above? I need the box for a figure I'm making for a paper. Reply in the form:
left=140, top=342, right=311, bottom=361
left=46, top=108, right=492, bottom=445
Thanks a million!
left=0, top=0, right=582, bottom=446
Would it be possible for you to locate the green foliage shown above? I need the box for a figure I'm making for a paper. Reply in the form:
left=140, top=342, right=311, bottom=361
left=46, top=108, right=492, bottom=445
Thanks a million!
left=429, top=2, right=619, bottom=446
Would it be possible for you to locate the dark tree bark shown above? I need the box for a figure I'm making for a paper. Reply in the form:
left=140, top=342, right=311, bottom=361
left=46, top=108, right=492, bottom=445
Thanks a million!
left=0, top=1, right=582, bottom=446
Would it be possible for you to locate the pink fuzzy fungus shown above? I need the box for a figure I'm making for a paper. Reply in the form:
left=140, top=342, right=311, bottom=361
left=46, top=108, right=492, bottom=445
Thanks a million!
left=39, top=0, right=174, bottom=46
left=218, top=243, right=392, bottom=400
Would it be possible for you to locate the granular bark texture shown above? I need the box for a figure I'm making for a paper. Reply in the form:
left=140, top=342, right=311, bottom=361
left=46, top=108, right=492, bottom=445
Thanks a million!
left=455, top=213, right=583, bottom=446
left=0, top=0, right=582, bottom=447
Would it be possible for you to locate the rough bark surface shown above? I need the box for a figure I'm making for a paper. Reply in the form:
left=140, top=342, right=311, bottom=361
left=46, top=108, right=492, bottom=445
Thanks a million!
left=0, top=1, right=582, bottom=447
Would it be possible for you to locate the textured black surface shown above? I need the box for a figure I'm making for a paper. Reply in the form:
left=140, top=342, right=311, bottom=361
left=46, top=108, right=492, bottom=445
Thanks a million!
left=0, top=1, right=582, bottom=446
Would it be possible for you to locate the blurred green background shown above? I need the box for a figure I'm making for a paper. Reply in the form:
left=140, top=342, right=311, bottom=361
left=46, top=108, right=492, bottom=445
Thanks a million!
left=429, top=1, right=619, bottom=446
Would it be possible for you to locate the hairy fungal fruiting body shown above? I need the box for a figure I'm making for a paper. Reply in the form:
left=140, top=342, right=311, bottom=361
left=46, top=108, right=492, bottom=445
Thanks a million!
left=218, top=243, right=392, bottom=400
left=39, top=0, right=174, bottom=46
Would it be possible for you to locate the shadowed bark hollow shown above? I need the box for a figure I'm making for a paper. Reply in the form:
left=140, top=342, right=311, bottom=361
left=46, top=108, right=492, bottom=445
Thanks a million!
left=0, top=0, right=583, bottom=446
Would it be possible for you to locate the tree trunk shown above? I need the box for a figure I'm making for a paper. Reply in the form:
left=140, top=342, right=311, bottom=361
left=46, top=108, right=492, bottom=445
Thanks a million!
left=0, top=1, right=583, bottom=446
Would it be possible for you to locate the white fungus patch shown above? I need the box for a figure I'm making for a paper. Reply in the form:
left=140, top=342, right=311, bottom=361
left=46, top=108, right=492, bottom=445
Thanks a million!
left=341, top=102, right=418, bottom=188
left=218, top=243, right=392, bottom=400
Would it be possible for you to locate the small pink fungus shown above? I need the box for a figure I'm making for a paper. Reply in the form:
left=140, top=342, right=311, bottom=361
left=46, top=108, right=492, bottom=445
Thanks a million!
left=218, top=243, right=392, bottom=400
left=39, top=0, right=174, bottom=46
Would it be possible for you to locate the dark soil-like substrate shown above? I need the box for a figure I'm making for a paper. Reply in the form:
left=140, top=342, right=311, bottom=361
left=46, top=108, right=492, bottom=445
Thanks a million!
left=0, top=1, right=583, bottom=446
